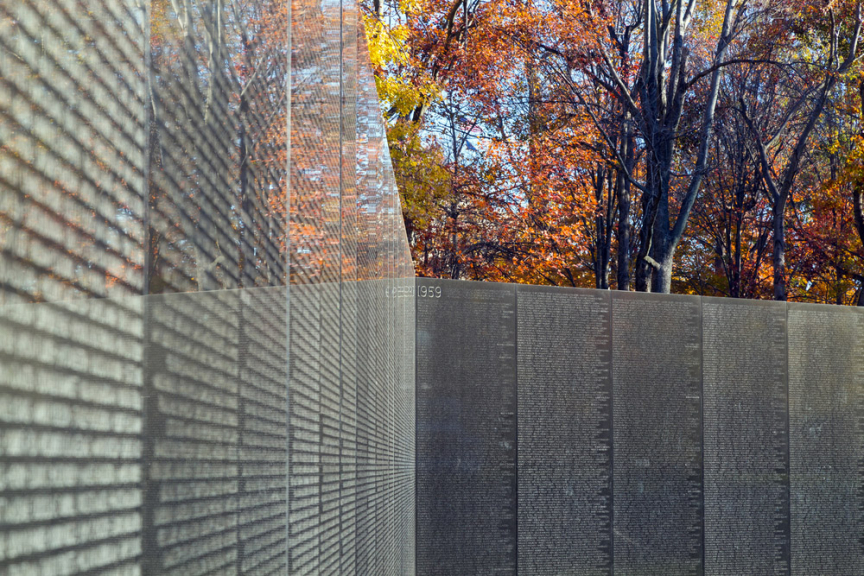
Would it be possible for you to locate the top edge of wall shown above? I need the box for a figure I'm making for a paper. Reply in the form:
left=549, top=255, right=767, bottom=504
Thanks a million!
left=414, top=278, right=861, bottom=311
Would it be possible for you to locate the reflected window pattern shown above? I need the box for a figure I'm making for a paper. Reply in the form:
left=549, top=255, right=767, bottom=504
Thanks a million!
left=0, top=0, right=416, bottom=574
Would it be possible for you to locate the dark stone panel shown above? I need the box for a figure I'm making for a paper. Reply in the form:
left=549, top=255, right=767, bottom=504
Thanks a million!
left=143, top=290, right=244, bottom=576
left=393, top=275, right=418, bottom=576
left=787, top=304, right=864, bottom=575
left=416, top=278, right=517, bottom=576
left=353, top=277, right=415, bottom=576
left=289, top=278, right=415, bottom=576
left=236, top=288, right=289, bottom=576
left=0, top=0, right=416, bottom=574
left=340, top=279, right=360, bottom=575
left=318, top=279, right=342, bottom=574
left=612, top=291, right=702, bottom=576
left=702, top=298, right=789, bottom=576
left=516, top=285, right=612, bottom=576
left=0, top=289, right=290, bottom=576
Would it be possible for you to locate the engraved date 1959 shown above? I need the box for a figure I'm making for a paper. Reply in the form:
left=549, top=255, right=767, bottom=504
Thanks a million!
left=385, top=284, right=443, bottom=298
left=417, top=285, right=442, bottom=298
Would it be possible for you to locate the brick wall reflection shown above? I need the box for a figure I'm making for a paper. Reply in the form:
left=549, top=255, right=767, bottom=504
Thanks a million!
left=0, top=0, right=416, bottom=574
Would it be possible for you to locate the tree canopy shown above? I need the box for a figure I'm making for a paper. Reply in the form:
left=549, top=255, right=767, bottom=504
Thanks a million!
left=365, top=0, right=864, bottom=304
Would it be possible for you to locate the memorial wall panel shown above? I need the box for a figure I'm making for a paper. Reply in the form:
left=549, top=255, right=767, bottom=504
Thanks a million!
left=287, top=0, right=341, bottom=565
left=236, top=289, right=290, bottom=575
left=611, top=292, right=702, bottom=576
left=0, top=296, right=145, bottom=574
left=286, top=0, right=416, bottom=572
left=702, top=298, right=789, bottom=576
left=6, top=1, right=864, bottom=571
left=287, top=282, right=323, bottom=574
left=0, top=0, right=148, bottom=304
left=788, top=304, right=864, bottom=575
left=143, top=289, right=288, bottom=576
left=396, top=274, right=417, bottom=574
left=0, top=0, right=416, bottom=574
left=354, top=280, right=385, bottom=575
left=340, top=277, right=360, bottom=575
left=144, top=291, right=245, bottom=575
left=416, top=282, right=864, bottom=576
left=416, top=278, right=517, bottom=576
left=516, top=285, right=612, bottom=576
left=0, top=287, right=291, bottom=576
left=339, top=0, right=360, bottom=568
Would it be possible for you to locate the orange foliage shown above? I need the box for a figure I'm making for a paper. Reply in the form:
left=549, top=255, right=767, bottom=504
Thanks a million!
left=376, top=0, right=864, bottom=303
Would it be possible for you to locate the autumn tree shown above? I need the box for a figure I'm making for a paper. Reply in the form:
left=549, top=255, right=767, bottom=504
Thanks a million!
left=738, top=1, right=863, bottom=300
left=680, top=78, right=774, bottom=299
left=369, top=0, right=864, bottom=303
left=792, top=77, right=864, bottom=305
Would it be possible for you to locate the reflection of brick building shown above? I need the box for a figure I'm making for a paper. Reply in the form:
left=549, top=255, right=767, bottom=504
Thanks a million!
left=0, top=1, right=416, bottom=574
left=0, top=1, right=149, bottom=304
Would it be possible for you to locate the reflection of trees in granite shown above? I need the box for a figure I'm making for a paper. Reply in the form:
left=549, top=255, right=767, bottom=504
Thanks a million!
left=0, top=0, right=416, bottom=572
left=148, top=0, right=289, bottom=293
left=285, top=0, right=416, bottom=570
left=0, top=0, right=290, bottom=304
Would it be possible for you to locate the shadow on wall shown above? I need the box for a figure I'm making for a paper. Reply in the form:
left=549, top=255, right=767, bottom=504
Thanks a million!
left=0, top=289, right=287, bottom=573
left=0, top=0, right=415, bottom=574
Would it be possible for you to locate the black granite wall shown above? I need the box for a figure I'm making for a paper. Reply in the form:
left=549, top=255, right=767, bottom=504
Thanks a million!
left=0, top=1, right=417, bottom=574
left=787, top=303, right=864, bottom=575
left=517, top=286, right=611, bottom=576
left=612, top=292, right=702, bottom=576
left=703, top=298, right=789, bottom=576
left=416, top=279, right=864, bottom=576
left=415, top=279, right=517, bottom=575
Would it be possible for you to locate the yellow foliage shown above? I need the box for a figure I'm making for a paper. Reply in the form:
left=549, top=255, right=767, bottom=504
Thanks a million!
left=363, top=13, right=438, bottom=116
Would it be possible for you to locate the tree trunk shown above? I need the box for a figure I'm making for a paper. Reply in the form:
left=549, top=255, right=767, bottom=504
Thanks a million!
left=616, top=129, right=633, bottom=291
left=635, top=260, right=651, bottom=292
left=635, top=171, right=660, bottom=293
left=595, top=229, right=611, bottom=290
left=854, top=186, right=864, bottom=306
left=732, top=210, right=743, bottom=298
left=616, top=170, right=630, bottom=291
left=772, top=199, right=787, bottom=301
left=651, top=167, right=672, bottom=294
left=855, top=82, right=864, bottom=306
left=652, top=256, right=674, bottom=294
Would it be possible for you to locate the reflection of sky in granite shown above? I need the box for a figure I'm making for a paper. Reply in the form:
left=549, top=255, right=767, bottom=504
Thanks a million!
left=0, top=0, right=415, bottom=574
